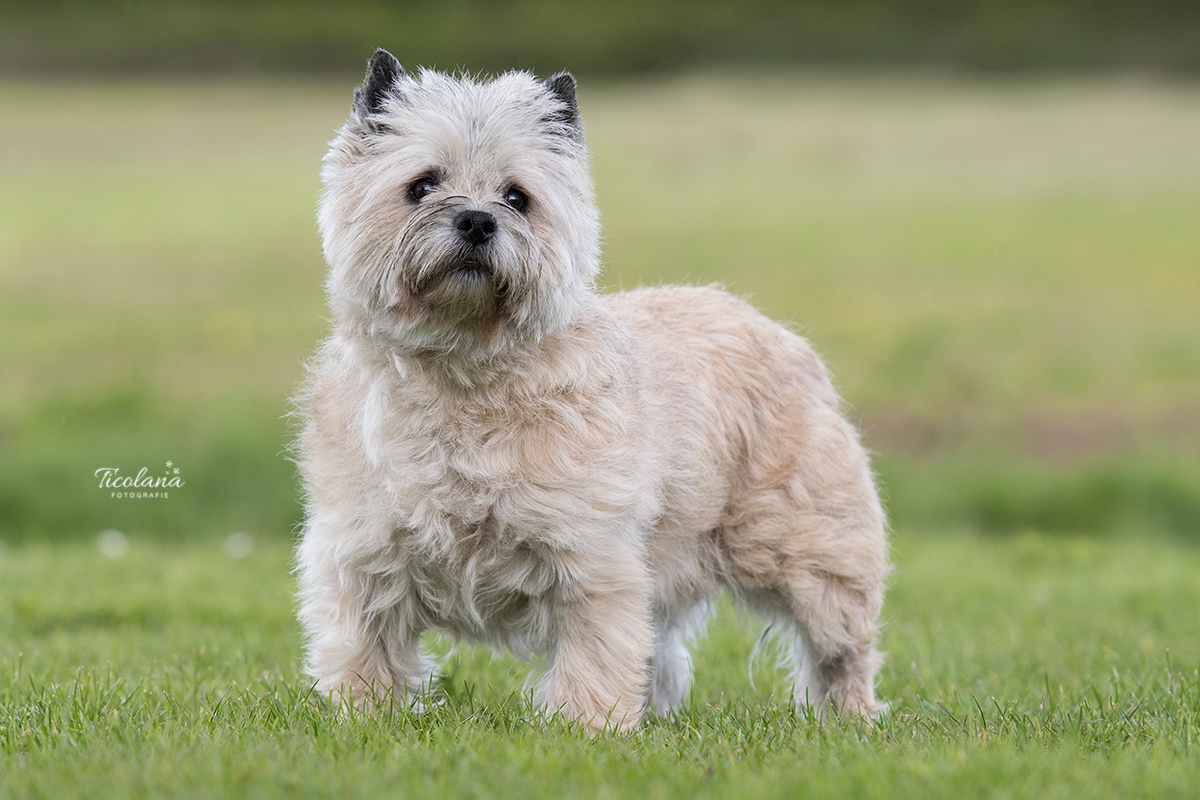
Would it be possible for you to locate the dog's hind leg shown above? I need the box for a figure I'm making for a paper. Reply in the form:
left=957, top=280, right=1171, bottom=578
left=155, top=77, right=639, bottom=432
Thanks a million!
left=722, top=487, right=889, bottom=721
left=769, top=529, right=889, bottom=721
left=775, top=588, right=885, bottom=722
left=648, top=600, right=711, bottom=715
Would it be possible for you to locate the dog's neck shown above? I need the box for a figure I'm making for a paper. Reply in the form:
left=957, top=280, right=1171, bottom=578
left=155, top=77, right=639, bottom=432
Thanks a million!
left=342, top=292, right=619, bottom=397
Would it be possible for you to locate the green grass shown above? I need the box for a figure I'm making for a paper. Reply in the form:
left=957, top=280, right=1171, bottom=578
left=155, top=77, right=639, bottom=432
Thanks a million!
left=2, top=531, right=1199, bottom=798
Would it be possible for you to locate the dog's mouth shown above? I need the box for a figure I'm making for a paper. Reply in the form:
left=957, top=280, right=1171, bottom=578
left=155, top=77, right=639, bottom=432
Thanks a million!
left=434, top=255, right=509, bottom=299
left=401, top=252, right=512, bottom=317
left=445, top=258, right=494, bottom=285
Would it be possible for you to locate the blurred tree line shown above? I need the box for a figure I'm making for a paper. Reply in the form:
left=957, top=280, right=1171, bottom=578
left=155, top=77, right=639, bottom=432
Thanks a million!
left=3, top=0, right=1198, bottom=77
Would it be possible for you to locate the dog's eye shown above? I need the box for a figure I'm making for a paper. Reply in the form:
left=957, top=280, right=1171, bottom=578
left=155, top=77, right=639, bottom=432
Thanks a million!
left=503, top=187, right=529, bottom=214
left=408, top=177, right=439, bottom=203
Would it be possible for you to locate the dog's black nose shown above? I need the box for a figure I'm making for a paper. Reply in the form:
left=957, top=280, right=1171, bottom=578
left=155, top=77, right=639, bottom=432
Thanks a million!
left=454, top=210, right=498, bottom=246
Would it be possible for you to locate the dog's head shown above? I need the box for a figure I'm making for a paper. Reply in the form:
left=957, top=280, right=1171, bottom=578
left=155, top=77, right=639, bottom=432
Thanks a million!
left=318, top=49, right=600, bottom=358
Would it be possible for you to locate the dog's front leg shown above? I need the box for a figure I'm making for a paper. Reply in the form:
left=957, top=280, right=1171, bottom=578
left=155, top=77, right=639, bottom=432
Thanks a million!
left=306, top=599, right=436, bottom=714
left=534, top=553, right=654, bottom=734
left=297, top=525, right=436, bottom=713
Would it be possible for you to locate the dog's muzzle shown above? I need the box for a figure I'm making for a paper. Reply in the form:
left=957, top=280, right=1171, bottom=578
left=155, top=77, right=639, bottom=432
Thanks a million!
left=454, top=210, right=498, bottom=246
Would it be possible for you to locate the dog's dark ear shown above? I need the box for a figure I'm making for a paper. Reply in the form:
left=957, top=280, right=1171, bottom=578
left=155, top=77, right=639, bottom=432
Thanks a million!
left=353, top=48, right=406, bottom=121
left=543, top=72, right=583, bottom=141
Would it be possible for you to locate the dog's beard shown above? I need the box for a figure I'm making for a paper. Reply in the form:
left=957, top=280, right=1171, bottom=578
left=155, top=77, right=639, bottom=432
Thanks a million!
left=414, top=247, right=509, bottom=309
left=380, top=204, right=534, bottom=339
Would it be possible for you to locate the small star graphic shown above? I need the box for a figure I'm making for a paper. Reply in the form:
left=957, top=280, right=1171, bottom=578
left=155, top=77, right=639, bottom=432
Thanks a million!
left=173, top=468, right=180, bottom=475
left=166, top=460, right=173, bottom=468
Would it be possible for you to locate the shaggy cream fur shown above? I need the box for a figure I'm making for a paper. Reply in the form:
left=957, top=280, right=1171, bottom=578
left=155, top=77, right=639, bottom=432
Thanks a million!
left=296, top=49, right=890, bottom=733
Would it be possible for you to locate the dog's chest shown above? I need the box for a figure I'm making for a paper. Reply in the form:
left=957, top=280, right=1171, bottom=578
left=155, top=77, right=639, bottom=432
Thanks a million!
left=361, top=382, right=571, bottom=556
left=348, top=368, right=641, bottom=635
left=373, top=405, right=567, bottom=637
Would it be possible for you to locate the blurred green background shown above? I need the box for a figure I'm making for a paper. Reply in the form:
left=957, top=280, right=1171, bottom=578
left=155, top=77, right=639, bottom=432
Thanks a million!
left=1, top=0, right=1198, bottom=545
left=4, top=0, right=1200, bottom=75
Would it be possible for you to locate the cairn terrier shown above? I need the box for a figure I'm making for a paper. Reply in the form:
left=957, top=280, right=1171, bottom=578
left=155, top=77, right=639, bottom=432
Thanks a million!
left=296, top=49, right=890, bottom=732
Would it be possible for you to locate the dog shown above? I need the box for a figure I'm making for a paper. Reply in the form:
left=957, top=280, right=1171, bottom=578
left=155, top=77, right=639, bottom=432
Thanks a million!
left=296, top=48, right=890, bottom=733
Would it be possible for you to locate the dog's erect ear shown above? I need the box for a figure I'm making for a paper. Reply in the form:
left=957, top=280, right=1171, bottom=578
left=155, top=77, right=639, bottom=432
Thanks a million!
left=353, top=48, right=406, bottom=120
left=543, top=72, right=583, bottom=141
